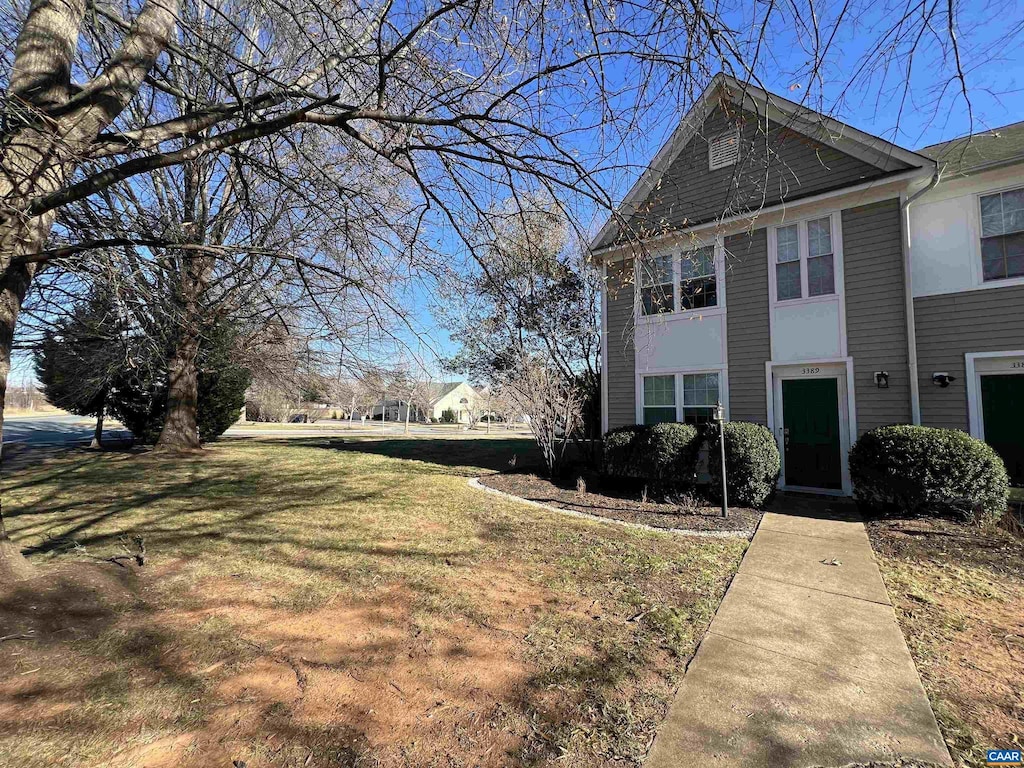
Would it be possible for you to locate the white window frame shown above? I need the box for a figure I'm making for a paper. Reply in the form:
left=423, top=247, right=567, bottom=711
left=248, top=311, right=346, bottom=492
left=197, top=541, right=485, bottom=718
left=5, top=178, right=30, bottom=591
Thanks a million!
left=708, top=127, right=740, bottom=171
left=973, top=185, right=1024, bottom=290
left=636, top=367, right=729, bottom=425
left=636, top=239, right=726, bottom=323
left=767, top=212, right=844, bottom=307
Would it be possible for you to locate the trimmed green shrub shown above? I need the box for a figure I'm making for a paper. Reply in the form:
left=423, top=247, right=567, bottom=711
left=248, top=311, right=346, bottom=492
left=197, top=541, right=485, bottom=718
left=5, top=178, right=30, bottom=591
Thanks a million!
left=603, top=423, right=700, bottom=486
left=704, top=422, right=780, bottom=508
left=603, top=425, right=645, bottom=479
left=440, top=408, right=457, bottom=424
left=849, top=425, right=1008, bottom=522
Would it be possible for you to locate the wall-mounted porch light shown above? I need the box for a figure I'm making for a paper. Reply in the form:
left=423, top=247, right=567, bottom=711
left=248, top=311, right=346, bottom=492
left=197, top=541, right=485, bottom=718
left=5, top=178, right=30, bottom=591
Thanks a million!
left=874, top=371, right=889, bottom=389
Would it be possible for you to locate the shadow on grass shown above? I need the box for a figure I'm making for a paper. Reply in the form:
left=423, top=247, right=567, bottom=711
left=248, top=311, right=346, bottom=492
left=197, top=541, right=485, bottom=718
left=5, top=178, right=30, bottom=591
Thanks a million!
left=272, top=436, right=544, bottom=475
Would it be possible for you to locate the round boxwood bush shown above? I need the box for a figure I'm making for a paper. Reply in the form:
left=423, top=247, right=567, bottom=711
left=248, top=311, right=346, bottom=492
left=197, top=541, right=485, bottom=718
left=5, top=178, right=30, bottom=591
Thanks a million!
left=603, top=423, right=700, bottom=487
left=849, top=425, right=1008, bottom=522
left=704, top=422, right=780, bottom=508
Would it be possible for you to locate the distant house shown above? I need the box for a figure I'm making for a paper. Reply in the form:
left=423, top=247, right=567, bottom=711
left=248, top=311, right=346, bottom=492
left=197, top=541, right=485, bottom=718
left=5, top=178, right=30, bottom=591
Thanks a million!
left=372, top=381, right=480, bottom=423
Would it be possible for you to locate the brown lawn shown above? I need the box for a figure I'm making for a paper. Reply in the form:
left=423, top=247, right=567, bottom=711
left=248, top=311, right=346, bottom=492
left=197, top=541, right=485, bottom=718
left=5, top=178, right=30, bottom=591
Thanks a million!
left=869, top=516, right=1024, bottom=768
left=0, top=437, right=745, bottom=768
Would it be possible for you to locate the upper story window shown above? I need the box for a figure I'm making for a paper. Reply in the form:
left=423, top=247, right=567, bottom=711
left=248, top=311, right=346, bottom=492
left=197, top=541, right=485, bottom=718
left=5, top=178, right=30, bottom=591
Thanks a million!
left=773, top=215, right=837, bottom=302
left=709, top=127, right=740, bottom=170
left=980, top=187, right=1024, bottom=281
left=639, top=244, right=719, bottom=317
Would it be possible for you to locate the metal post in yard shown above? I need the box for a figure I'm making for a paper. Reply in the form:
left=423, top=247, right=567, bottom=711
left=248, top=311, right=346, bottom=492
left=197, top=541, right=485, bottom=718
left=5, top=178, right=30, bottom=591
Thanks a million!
left=715, top=402, right=728, bottom=518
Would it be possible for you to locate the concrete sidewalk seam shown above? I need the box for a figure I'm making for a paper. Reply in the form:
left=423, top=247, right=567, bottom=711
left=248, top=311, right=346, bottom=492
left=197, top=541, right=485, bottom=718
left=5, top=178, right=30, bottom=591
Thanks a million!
left=736, top=570, right=893, bottom=607
left=754, top=525, right=869, bottom=544
left=704, top=630, right=928, bottom=695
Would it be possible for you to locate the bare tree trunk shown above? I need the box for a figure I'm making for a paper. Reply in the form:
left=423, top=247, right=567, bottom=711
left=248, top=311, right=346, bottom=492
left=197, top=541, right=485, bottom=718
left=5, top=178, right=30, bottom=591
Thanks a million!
left=404, top=400, right=410, bottom=435
left=90, top=405, right=105, bottom=449
left=156, top=328, right=202, bottom=450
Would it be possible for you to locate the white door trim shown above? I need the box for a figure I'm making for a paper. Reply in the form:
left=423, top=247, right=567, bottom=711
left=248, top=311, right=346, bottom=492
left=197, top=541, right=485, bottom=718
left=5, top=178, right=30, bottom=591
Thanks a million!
left=766, top=356, right=856, bottom=496
left=965, top=350, right=1024, bottom=440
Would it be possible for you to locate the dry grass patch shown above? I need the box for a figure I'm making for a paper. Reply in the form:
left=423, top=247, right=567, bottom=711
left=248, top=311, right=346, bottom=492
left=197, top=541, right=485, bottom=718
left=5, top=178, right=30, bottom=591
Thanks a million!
left=0, top=437, right=744, bottom=767
left=868, top=517, right=1024, bottom=768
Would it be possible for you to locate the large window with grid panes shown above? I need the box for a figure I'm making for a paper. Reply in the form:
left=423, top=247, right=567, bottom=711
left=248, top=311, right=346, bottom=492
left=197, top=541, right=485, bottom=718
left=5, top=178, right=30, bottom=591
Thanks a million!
left=641, top=372, right=721, bottom=425
left=638, top=244, right=720, bottom=317
left=772, top=214, right=837, bottom=302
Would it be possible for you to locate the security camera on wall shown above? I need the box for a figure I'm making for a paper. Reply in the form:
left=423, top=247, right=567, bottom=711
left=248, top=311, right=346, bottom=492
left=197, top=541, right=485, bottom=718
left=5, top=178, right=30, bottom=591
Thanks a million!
left=932, top=372, right=956, bottom=388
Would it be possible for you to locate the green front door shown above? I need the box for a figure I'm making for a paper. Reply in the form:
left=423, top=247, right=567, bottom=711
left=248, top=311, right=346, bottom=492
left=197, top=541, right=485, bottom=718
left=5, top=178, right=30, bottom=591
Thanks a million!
left=981, top=374, right=1024, bottom=485
left=782, top=378, right=843, bottom=490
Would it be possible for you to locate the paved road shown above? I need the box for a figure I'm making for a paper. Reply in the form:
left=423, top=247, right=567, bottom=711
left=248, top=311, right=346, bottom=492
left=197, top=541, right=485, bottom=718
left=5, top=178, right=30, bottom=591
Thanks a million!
left=2, top=413, right=526, bottom=447
left=3, top=413, right=133, bottom=447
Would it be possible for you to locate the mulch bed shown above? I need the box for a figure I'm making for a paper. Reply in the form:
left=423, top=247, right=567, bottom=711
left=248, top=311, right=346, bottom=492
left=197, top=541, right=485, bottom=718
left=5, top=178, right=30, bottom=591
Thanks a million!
left=480, top=471, right=762, bottom=533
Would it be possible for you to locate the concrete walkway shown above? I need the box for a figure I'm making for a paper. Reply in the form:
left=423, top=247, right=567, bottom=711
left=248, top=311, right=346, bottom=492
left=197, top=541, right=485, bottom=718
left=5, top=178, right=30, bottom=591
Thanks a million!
left=646, top=498, right=952, bottom=768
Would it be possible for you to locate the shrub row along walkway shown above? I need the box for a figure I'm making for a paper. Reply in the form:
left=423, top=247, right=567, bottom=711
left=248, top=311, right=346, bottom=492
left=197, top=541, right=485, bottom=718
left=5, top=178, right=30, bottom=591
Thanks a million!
left=646, top=496, right=952, bottom=768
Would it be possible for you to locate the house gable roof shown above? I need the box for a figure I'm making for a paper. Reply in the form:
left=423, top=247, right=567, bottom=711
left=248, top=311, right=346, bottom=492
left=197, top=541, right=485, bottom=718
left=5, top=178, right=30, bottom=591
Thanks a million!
left=591, top=73, right=934, bottom=253
left=426, top=381, right=472, bottom=404
left=918, top=120, right=1024, bottom=177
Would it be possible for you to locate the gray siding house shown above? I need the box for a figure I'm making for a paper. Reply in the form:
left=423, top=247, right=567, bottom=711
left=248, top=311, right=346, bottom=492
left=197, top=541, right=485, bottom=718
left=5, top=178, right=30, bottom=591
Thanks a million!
left=595, top=74, right=1024, bottom=494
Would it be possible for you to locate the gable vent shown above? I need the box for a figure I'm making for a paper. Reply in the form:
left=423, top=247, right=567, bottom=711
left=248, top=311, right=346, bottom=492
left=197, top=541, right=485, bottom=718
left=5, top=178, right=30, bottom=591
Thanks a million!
left=708, top=127, right=740, bottom=170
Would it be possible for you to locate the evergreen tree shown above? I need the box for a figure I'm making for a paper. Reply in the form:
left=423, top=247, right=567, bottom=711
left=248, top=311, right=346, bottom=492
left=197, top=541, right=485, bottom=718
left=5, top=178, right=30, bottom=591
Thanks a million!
left=34, top=291, right=126, bottom=448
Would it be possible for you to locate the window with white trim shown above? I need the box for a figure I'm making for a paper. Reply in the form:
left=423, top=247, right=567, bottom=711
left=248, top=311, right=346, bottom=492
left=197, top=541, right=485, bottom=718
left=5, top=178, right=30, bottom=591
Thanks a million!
left=639, top=244, right=719, bottom=317
left=709, top=127, right=740, bottom=170
left=980, top=187, right=1024, bottom=281
left=641, top=372, right=721, bottom=426
left=640, top=254, right=674, bottom=315
left=773, top=215, right=836, bottom=301
left=642, top=375, right=675, bottom=424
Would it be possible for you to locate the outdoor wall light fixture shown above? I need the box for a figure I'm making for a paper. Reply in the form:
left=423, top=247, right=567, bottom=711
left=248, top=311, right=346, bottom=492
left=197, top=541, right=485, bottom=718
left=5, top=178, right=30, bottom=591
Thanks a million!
left=932, top=372, right=956, bottom=388
left=874, top=371, right=889, bottom=389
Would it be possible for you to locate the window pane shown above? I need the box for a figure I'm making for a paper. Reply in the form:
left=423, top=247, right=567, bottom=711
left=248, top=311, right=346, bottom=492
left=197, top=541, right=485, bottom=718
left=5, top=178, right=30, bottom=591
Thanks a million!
left=807, top=217, right=832, bottom=257
left=680, top=246, right=715, bottom=279
left=808, top=254, right=835, bottom=296
left=982, top=237, right=1006, bottom=280
left=776, top=260, right=801, bottom=300
left=643, top=375, right=675, bottom=407
left=680, top=276, right=717, bottom=310
left=682, top=372, right=719, bottom=407
left=1003, top=188, right=1024, bottom=234
left=776, top=224, right=799, bottom=262
left=640, top=254, right=673, bottom=288
left=641, top=284, right=674, bottom=315
left=644, top=407, right=677, bottom=425
left=1007, top=232, right=1024, bottom=278
left=981, top=193, right=1003, bottom=237
left=683, top=407, right=714, bottom=425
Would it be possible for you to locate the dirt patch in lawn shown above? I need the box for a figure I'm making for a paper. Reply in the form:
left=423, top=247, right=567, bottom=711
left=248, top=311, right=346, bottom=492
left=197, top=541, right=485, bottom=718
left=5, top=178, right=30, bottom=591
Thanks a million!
left=0, top=562, right=540, bottom=768
left=480, top=471, right=762, bottom=534
left=868, top=517, right=1024, bottom=768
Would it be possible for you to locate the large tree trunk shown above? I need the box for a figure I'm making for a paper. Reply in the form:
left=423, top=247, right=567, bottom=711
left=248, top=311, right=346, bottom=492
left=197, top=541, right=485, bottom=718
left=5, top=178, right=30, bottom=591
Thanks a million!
left=155, top=327, right=202, bottom=451
left=0, top=221, right=51, bottom=581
